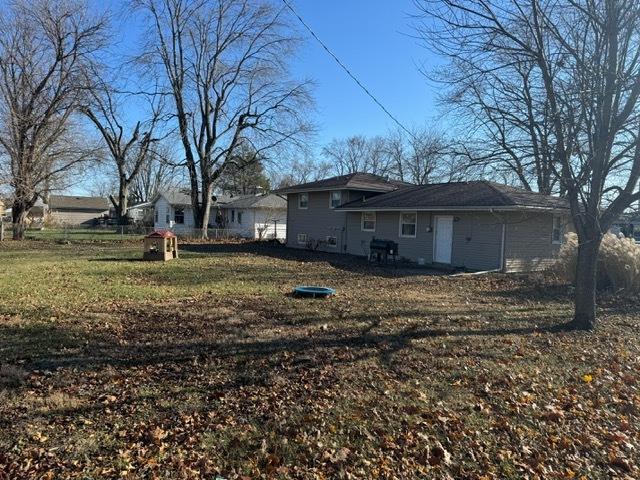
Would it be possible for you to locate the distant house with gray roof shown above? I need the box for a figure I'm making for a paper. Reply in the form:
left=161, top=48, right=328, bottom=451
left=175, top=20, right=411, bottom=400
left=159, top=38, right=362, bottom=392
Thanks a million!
left=47, top=195, right=111, bottom=225
left=218, top=193, right=286, bottom=239
left=275, top=173, right=573, bottom=272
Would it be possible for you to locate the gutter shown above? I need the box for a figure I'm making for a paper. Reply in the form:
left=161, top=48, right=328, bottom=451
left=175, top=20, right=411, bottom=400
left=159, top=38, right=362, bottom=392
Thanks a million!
left=337, top=205, right=569, bottom=213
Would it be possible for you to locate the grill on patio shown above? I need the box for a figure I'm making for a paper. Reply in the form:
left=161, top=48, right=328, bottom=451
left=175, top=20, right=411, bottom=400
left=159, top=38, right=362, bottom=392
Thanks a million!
left=369, top=238, right=399, bottom=263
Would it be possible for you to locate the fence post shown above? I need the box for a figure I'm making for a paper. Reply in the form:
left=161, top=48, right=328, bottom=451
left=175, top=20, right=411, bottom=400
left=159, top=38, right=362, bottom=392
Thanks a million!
left=0, top=220, right=4, bottom=242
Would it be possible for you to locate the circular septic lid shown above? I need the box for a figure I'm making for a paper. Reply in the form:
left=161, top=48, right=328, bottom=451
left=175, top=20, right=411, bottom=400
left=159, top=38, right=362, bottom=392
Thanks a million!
left=293, top=286, right=336, bottom=297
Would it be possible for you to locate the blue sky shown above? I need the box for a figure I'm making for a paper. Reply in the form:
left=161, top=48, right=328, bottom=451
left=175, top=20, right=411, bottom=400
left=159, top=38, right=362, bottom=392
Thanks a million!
left=78, top=0, right=441, bottom=194
left=105, top=0, right=441, bottom=145
left=288, top=0, right=440, bottom=145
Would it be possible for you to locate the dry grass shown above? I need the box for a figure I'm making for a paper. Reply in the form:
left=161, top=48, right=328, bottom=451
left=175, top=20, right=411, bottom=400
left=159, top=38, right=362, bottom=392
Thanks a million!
left=0, top=240, right=639, bottom=479
left=0, top=364, right=27, bottom=388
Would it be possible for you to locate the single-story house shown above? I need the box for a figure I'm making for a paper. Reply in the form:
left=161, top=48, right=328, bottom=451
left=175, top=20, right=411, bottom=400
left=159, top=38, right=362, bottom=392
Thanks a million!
left=152, top=189, right=231, bottom=234
left=218, top=193, right=286, bottom=240
left=47, top=195, right=111, bottom=226
left=276, top=173, right=572, bottom=272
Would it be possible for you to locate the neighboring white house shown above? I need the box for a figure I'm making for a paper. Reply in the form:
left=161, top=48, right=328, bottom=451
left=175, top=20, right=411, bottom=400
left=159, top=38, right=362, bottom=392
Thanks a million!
left=219, top=193, right=287, bottom=240
left=152, top=190, right=231, bottom=234
left=152, top=190, right=197, bottom=234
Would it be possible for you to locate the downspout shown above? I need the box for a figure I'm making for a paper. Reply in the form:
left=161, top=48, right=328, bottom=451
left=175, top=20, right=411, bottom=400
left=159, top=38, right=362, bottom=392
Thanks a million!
left=342, top=191, right=348, bottom=253
left=281, top=194, right=289, bottom=245
left=490, top=209, right=507, bottom=273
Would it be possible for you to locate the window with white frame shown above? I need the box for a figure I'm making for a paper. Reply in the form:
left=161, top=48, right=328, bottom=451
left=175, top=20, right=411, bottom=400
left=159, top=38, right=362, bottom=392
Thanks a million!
left=297, top=233, right=307, bottom=244
left=362, top=211, right=376, bottom=232
left=399, top=212, right=417, bottom=238
left=298, top=193, right=308, bottom=209
left=552, top=215, right=564, bottom=244
left=174, top=207, right=184, bottom=224
left=326, top=236, right=338, bottom=247
left=231, top=210, right=235, bottom=223
left=237, top=211, right=243, bottom=224
left=329, top=191, right=342, bottom=209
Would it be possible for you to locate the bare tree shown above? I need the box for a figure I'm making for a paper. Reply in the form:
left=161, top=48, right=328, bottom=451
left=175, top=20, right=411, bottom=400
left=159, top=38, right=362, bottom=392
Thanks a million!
left=130, top=146, right=182, bottom=203
left=436, top=55, right=559, bottom=194
left=322, top=135, right=393, bottom=177
left=386, top=126, right=449, bottom=185
left=136, top=0, right=312, bottom=237
left=417, top=0, right=640, bottom=329
left=81, top=71, right=165, bottom=224
left=0, top=0, right=107, bottom=239
left=271, top=156, right=333, bottom=188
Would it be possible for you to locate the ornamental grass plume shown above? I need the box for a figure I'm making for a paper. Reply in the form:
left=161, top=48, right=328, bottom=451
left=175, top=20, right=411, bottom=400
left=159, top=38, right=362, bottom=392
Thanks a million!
left=555, top=232, right=640, bottom=294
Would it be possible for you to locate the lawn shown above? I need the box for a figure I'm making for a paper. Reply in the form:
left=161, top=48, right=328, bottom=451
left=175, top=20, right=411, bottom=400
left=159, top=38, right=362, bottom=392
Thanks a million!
left=0, top=240, right=638, bottom=479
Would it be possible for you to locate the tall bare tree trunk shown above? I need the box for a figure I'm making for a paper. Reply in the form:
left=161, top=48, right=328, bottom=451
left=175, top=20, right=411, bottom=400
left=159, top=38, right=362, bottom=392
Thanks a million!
left=571, top=234, right=603, bottom=330
left=117, top=177, right=129, bottom=225
left=12, top=202, right=29, bottom=240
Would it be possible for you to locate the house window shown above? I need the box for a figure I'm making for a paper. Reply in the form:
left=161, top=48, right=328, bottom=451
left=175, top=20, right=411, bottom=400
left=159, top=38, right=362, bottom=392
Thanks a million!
left=174, top=207, right=184, bottom=224
left=297, top=233, right=307, bottom=244
left=231, top=210, right=235, bottom=223
left=154, top=209, right=158, bottom=223
left=166, top=213, right=170, bottom=224
left=552, top=215, right=564, bottom=244
left=329, top=191, right=342, bottom=209
left=237, top=211, right=243, bottom=224
left=326, top=236, right=338, bottom=247
left=362, top=211, right=376, bottom=232
left=298, top=193, right=308, bottom=209
left=399, top=212, right=417, bottom=238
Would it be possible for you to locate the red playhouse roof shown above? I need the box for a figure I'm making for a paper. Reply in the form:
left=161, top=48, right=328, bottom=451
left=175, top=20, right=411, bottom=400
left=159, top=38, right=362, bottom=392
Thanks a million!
left=146, top=230, right=176, bottom=239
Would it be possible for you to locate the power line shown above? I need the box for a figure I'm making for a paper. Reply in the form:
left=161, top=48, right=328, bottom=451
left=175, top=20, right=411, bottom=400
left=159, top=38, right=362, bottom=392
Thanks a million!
left=280, top=0, right=414, bottom=138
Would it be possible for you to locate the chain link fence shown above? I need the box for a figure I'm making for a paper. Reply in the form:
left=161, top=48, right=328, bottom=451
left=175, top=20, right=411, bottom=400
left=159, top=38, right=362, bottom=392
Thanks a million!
left=0, top=222, right=239, bottom=242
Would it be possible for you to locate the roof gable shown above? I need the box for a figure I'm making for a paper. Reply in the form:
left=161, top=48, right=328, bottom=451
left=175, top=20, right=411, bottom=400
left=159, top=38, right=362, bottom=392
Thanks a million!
left=274, top=172, right=409, bottom=194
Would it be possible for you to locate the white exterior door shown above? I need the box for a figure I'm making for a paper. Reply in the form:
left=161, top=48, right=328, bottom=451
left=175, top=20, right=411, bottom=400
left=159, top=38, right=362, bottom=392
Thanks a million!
left=434, top=215, right=454, bottom=264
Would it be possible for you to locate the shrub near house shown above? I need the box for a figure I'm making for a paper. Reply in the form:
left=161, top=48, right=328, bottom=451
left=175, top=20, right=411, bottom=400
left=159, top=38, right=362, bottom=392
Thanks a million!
left=556, top=232, right=640, bottom=293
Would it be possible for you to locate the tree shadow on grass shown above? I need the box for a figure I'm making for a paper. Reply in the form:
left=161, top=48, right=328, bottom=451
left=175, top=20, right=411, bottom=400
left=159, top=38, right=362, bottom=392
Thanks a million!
left=88, top=257, right=146, bottom=262
left=2, top=309, right=574, bottom=375
left=180, top=242, right=447, bottom=278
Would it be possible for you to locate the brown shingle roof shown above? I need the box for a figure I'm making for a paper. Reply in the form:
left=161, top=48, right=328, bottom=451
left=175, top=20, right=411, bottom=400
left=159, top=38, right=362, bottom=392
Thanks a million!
left=338, top=181, right=569, bottom=211
left=48, top=195, right=110, bottom=211
left=274, top=172, right=411, bottom=194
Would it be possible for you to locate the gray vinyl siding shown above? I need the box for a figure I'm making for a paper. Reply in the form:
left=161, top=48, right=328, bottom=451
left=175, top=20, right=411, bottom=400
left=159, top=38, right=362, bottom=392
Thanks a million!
left=346, top=211, right=434, bottom=262
left=285, top=189, right=387, bottom=252
left=286, top=190, right=348, bottom=252
left=346, top=211, right=503, bottom=271
left=450, top=213, right=502, bottom=271
left=504, top=212, right=571, bottom=272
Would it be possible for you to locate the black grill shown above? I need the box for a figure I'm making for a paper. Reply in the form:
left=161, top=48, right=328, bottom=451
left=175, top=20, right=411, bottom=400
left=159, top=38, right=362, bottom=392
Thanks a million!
left=369, top=238, right=399, bottom=263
